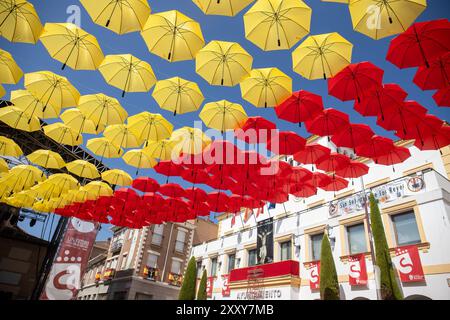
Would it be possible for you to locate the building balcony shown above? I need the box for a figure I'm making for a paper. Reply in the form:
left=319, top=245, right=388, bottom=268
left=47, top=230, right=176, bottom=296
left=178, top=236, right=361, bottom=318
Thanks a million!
left=229, top=260, right=300, bottom=286
left=143, top=266, right=159, bottom=281
left=103, top=268, right=116, bottom=282
left=168, top=272, right=183, bottom=287
left=110, top=241, right=123, bottom=253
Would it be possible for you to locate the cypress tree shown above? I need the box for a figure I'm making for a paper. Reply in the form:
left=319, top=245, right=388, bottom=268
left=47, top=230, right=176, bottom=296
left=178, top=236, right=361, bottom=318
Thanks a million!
left=178, top=256, right=197, bottom=300
left=197, top=270, right=208, bottom=300
left=319, top=233, right=340, bottom=300
left=369, top=193, right=403, bottom=300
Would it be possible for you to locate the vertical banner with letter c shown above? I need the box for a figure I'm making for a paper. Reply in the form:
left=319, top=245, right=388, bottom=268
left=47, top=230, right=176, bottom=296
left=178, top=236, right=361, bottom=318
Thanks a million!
left=348, top=254, right=368, bottom=286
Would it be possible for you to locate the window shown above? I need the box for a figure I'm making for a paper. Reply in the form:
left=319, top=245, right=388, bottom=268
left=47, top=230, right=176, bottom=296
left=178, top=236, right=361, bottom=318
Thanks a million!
left=121, top=254, right=128, bottom=270
left=248, top=249, right=257, bottom=266
left=152, top=224, right=164, bottom=245
left=227, top=254, right=236, bottom=273
left=311, top=233, right=323, bottom=261
left=196, top=261, right=203, bottom=278
left=280, top=240, right=292, bottom=261
left=347, top=223, right=367, bottom=254
left=171, top=260, right=182, bottom=275
left=110, top=257, right=118, bottom=269
left=392, top=211, right=421, bottom=246
left=210, top=257, right=218, bottom=277
left=175, top=229, right=187, bottom=253
left=147, top=253, right=158, bottom=268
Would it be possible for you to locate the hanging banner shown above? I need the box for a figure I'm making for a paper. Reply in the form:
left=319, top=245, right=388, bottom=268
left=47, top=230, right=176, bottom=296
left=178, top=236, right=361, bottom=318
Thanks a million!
left=392, top=245, right=425, bottom=283
left=307, top=261, right=320, bottom=290
left=206, top=276, right=214, bottom=298
left=221, top=274, right=230, bottom=297
left=257, top=218, right=273, bottom=264
left=40, top=217, right=99, bottom=300
left=348, top=254, right=368, bottom=286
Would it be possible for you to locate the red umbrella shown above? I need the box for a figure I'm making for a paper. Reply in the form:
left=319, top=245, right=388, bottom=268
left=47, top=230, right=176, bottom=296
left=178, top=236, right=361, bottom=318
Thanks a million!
left=331, top=124, right=374, bottom=149
left=153, top=160, right=184, bottom=183
left=335, top=161, right=369, bottom=185
left=414, top=52, right=450, bottom=90
left=328, top=62, right=384, bottom=102
left=355, top=135, right=395, bottom=160
left=142, top=192, right=165, bottom=210
left=235, top=116, right=276, bottom=144
left=386, top=19, right=450, bottom=69
left=207, top=191, right=230, bottom=213
left=293, top=143, right=331, bottom=170
left=184, top=187, right=209, bottom=203
left=275, top=90, right=323, bottom=126
left=320, top=175, right=349, bottom=192
left=181, top=168, right=211, bottom=185
left=414, top=125, right=450, bottom=151
left=354, top=83, right=407, bottom=120
left=310, top=172, right=332, bottom=188
left=316, top=153, right=350, bottom=172
left=374, top=146, right=411, bottom=171
left=289, top=182, right=317, bottom=198
left=290, top=167, right=313, bottom=184
left=188, top=201, right=211, bottom=216
left=158, top=183, right=186, bottom=198
left=433, top=87, right=450, bottom=107
left=114, top=188, right=140, bottom=202
left=267, top=131, right=306, bottom=155
left=305, top=108, right=350, bottom=139
left=132, top=177, right=160, bottom=193
left=203, top=139, right=240, bottom=166
left=377, top=100, right=428, bottom=135
left=177, top=153, right=208, bottom=170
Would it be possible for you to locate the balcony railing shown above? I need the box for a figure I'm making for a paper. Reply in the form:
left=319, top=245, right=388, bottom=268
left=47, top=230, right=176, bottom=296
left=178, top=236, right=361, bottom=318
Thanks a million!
left=168, top=272, right=183, bottom=287
left=143, top=266, right=159, bottom=281
left=110, top=241, right=123, bottom=253
left=103, top=268, right=116, bottom=282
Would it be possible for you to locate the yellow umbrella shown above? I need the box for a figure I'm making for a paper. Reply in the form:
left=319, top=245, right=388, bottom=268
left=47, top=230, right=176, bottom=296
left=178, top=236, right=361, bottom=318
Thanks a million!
left=101, top=169, right=132, bottom=186
left=0, top=135, right=22, bottom=157
left=60, top=108, right=99, bottom=136
left=0, top=84, right=4, bottom=98
left=46, top=197, right=69, bottom=210
left=6, top=190, right=37, bottom=208
left=39, top=23, right=104, bottom=70
left=99, top=54, right=157, bottom=97
left=1, top=164, right=45, bottom=195
left=0, top=0, right=43, bottom=44
left=127, top=111, right=173, bottom=145
left=349, top=0, right=427, bottom=40
left=171, top=126, right=212, bottom=155
left=87, top=137, right=124, bottom=160
left=66, top=160, right=100, bottom=179
left=80, top=0, right=151, bottom=35
left=0, top=106, right=41, bottom=132
left=11, top=89, right=61, bottom=119
left=243, top=0, right=312, bottom=51
left=26, top=149, right=66, bottom=169
left=78, top=93, right=128, bottom=131
left=322, top=0, right=348, bottom=2
left=32, top=200, right=53, bottom=212
left=123, top=149, right=157, bottom=174
left=83, top=181, right=113, bottom=198
left=199, top=100, right=248, bottom=133
left=103, top=124, right=142, bottom=149
left=0, top=48, right=23, bottom=84
left=195, top=40, right=253, bottom=87
left=33, top=173, right=79, bottom=199
left=152, top=77, right=204, bottom=116
left=0, top=157, right=8, bottom=173
left=141, top=10, right=205, bottom=62
left=192, top=0, right=254, bottom=16
left=240, top=67, right=292, bottom=108
left=292, top=32, right=353, bottom=80
left=43, top=122, right=83, bottom=146
left=24, top=71, right=80, bottom=110
left=144, top=139, right=177, bottom=161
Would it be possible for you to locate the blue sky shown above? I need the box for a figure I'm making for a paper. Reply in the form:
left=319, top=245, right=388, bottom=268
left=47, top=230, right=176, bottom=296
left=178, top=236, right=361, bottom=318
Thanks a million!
left=3, top=0, right=449, bottom=241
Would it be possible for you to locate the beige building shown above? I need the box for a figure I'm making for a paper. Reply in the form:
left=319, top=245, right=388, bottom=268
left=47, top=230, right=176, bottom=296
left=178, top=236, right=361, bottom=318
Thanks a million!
left=77, top=219, right=217, bottom=300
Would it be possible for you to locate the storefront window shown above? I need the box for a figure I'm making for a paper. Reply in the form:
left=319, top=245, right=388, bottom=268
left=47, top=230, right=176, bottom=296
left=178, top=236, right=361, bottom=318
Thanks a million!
left=280, top=240, right=292, bottom=261
left=347, top=223, right=367, bottom=254
left=392, top=211, right=421, bottom=246
left=311, top=233, right=323, bottom=261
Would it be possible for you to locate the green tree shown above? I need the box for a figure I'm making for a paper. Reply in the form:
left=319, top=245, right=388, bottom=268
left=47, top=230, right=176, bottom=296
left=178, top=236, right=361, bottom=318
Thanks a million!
left=197, top=270, right=208, bottom=300
left=178, top=256, right=197, bottom=300
left=319, top=233, right=340, bottom=300
left=369, top=193, right=403, bottom=300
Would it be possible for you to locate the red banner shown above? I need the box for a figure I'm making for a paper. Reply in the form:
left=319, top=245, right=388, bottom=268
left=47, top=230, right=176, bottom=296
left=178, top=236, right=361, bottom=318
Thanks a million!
left=348, top=254, right=368, bottom=286
left=221, top=274, right=230, bottom=297
left=40, top=217, right=99, bottom=300
left=308, top=261, right=320, bottom=290
left=206, top=276, right=214, bottom=298
left=393, top=245, right=425, bottom=282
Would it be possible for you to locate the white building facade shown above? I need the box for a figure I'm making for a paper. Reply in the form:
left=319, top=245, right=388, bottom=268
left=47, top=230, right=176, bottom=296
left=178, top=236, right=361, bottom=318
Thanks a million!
left=190, top=138, right=450, bottom=300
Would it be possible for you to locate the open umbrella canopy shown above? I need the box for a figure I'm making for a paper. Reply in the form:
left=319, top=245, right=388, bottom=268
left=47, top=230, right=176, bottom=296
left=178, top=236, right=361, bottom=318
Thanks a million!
left=414, top=125, right=450, bottom=151
left=206, top=191, right=230, bottom=212
left=240, top=67, right=292, bottom=108
left=235, top=116, right=276, bottom=144
left=331, top=123, right=374, bottom=149
left=328, top=61, right=384, bottom=102
left=26, top=149, right=66, bottom=169
left=374, top=146, right=411, bottom=168
left=0, top=0, right=43, bottom=43
left=413, top=52, right=450, bottom=90
left=0, top=106, right=40, bottom=132
left=24, top=71, right=80, bottom=110
left=171, top=126, right=211, bottom=155
left=293, top=143, right=331, bottom=166
left=305, top=108, right=349, bottom=137
left=0, top=157, right=8, bottom=173
left=0, top=135, right=22, bottom=157
left=316, top=152, right=350, bottom=172
left=159, top=183, right=186, bottom=198
left=87, top=137, right=124, bottom=159
left=144, top=139, right=177, bottom=161
left=99, top=54, right=157, bottom=97
left=184, top=187, right=208, bottom=202
left=320, top=175, right=348, bottom=192
left=103, top=124, right=142, bottom=149
left=152, top=77, right=204, bottom=115
left=123, top=149, right=157, bottom=173
left=1, top=165, right=45, bottom=194
left=195, top=40, right=253, bottom=86
left=10, top=89, right=60, bottom=121
left=200, top=99, right=247, bottom=133
left=60, top=108, right=99, bottom=135
left=80, top=0, right=151, bottom=35
left=43, top=122, right=83, bottom=146
left=289, top=182, right=317, bottom=198
left=335, top=160, right=369, bottom=178
left=132, top=176, right=160, bottom=193
left=66, top=160, right=100, bottom=179
left=39, top=23, right=104, bottom=70
left=127, top=111, right=173, bottom=144
left=292, top=32, right=353, bottom=80
left=355, top=135, right=395, bottom=159
left=275, top=90, right=323, bottom=126
left=141, top=9, right=204, bottom=62
left=193, top=0, right=254, bottom=16
left=348, top=0, right=427, bottom=40
left=181, top=168, right=211, bottom=185
left=0, top=48, right=23, bottom=84
left=101, top=169, right=132, bottom=186
left=433, top=87, right=450, bottom=107
left=377, top=100, right=428, bottom=136
left=83, top=181, right=113, bottom=198
left=387, top=18, right=450, bottom=69
left=267, top=131, right=306, bottom=155
left=243, top=0, right=311, bottom=51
